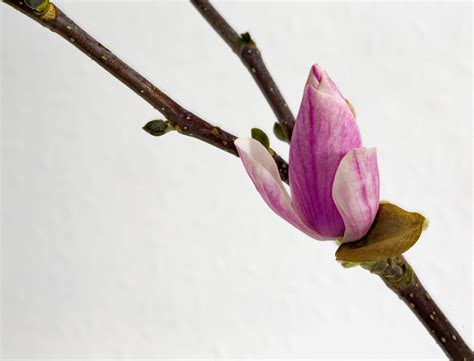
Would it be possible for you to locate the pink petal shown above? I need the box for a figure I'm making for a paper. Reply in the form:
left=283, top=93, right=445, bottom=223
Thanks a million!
left=306, top=64, right=345, bottom=101
left=289, top=85, right=362, bottom=238
left=332, top=148, right=380, bottom=242
left=235, top=138, right=326, bottom=240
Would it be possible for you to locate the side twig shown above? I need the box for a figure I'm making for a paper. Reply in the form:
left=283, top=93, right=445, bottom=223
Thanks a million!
left=2, top=0, right=289, bottom=183
left=191, top=0, right=296, bottom=142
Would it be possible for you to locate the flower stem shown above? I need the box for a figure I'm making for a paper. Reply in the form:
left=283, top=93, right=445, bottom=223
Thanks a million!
left=191, top=0, right=296, bottom=142
left=362, top=256, right=472, bottom=360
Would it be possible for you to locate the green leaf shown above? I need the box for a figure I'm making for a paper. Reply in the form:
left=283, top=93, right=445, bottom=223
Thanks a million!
left=251, top=128, right=270, bottom=149
left=336, top=202, right=427, bottom=262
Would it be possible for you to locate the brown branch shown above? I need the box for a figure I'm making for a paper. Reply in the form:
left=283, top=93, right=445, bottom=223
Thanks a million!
left=2, top=0, right=289, bottom=183
left=3, top=1, right=472, bottom=359
left=191, top=0, right=296, bottom=142
left=363, top=256, right=473, bottom=360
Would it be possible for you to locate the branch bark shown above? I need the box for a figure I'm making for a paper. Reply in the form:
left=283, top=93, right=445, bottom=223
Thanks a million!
left=2, top=0, right=289, bottom=183
left=363, top=256, right=472, bottom=360
left=191, top=0, right=296, bottom=142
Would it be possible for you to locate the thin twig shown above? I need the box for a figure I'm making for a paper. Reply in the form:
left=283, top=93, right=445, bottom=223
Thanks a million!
left=2, top=0, right=289, bottom=183
left=191, top=0, right=296, bottom=142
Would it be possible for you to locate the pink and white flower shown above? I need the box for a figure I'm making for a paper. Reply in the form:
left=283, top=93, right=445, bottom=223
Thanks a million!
left=235, top=65, right=380, bottom=242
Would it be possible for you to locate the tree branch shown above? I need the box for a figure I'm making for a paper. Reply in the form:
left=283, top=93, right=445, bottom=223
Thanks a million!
left=363, top=256, right=472, bottom=360
left=2, top=0, right=289, bottom=183
left=3, top=1, right=472, bottom=359
left=191, top=0, right=296, bottom=142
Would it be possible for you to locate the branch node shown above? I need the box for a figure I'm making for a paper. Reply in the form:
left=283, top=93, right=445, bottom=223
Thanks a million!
left=40, top=2, right=56, bottom=22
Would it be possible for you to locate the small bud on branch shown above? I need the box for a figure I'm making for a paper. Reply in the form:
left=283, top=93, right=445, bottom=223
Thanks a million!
left=273, top=122, right=286, bottom=141
left=143, top=120, right=173, bottom=137
left=251, top=128, right=270, bottom=149
left=24, top=0, right=48, bottom=12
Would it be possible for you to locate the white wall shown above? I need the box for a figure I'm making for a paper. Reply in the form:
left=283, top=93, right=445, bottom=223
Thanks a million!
left=1, top=1, right=472, bottom=359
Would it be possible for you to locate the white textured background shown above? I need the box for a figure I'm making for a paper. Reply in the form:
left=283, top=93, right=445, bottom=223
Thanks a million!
left=1, top=1, right=472, bottom=359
